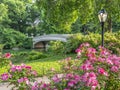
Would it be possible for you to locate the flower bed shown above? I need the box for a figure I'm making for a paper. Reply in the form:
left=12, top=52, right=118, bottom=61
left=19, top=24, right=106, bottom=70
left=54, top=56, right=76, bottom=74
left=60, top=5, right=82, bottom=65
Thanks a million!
left=1, top=43, right=120, bottom=90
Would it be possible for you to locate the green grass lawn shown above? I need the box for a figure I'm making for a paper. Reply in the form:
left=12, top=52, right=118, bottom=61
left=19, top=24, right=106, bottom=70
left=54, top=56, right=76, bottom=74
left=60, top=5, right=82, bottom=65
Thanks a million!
left=1, top=49, right=76, bottom=76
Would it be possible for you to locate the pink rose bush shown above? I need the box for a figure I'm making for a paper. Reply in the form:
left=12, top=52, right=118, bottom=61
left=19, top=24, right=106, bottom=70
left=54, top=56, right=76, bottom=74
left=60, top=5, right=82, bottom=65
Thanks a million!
left=75, top=43, right=120, bottom=90
left=31, top=73, right=81, bottom=90
left=30, top=43, right=120, bottom=90
left=0, top=63, right=37, bottom=90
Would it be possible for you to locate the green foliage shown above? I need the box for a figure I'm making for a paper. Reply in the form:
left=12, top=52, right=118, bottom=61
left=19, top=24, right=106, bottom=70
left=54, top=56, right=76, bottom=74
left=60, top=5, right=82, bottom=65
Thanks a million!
left=26, top=51, right=48, bottom=61
left=49, top=41, right=66, bottom=54
left=0, top=3, right=8, bottom=22
left=0, top=52, right=11, bottom=68
left=54, top=32, right=120, bottom=55
left=0, top=44, right=4, bottom=53
left=2, top=0, right=27, bottom=32
left=65, top=33, right=83, bottom=53
left=104, top=73, right=120, bottom=90
left=0, top=57, right=10, bottom=68
left=36, top=0, right=120, bottom=33
left=37, top=0, right=80, bottom=33
left=23, top=38, right=33, bottom=49
left=104, top=32, right=120, bottom=54
left=0, top=28, right=26, bottom=49
left=0, top=0, right=41, bottom=34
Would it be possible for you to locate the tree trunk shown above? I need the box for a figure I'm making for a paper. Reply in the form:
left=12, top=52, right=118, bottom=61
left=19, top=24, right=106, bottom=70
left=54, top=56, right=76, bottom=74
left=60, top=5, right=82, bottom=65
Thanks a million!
left=81, top=24, right=87, bottom=34
left=107, top=17, right=112, bottom=32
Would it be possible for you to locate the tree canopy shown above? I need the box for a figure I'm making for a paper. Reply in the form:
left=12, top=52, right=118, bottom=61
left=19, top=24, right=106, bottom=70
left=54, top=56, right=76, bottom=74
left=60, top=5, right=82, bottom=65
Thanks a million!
left=0, top=0, right=119, bottom=34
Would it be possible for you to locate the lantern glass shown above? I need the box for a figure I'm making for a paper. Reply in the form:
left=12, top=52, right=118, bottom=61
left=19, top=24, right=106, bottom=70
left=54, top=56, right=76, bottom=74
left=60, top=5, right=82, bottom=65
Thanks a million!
left=98, top=9, right=107, bottom=22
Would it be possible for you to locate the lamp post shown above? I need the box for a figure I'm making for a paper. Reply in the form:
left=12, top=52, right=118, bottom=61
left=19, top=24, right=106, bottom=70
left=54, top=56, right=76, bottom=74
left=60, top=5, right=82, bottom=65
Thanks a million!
left=98, top=9, right=107, bottom=47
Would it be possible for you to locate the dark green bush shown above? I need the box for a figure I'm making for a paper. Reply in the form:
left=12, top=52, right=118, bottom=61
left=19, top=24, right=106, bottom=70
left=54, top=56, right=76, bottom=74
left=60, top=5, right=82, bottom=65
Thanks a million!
left=23, top=38, right=33, bottom=49
left=0, top=28, right=26, bottom=49
left=26, top=51, right=47, bottom=61
left=18, top=52, right=29, bottom=56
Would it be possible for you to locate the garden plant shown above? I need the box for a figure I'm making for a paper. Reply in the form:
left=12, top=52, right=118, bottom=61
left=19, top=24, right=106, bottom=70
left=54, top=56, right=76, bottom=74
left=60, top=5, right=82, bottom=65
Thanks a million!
left=1, top=43, right=120, bottom=90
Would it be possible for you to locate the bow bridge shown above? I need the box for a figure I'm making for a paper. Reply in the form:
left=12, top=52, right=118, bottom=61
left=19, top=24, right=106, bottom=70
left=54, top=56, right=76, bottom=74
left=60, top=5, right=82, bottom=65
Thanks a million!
left=32, top=34, right=71, bottom=49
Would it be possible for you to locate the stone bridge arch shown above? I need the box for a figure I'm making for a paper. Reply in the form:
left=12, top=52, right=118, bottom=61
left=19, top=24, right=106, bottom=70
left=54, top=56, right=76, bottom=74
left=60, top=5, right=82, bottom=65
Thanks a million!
left=32, top=34, right=70, bottom=49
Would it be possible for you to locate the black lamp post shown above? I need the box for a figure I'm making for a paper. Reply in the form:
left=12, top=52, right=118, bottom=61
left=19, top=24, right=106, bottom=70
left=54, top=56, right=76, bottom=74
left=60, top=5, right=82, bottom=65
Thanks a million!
left=98, top=9, right=107, bottom=47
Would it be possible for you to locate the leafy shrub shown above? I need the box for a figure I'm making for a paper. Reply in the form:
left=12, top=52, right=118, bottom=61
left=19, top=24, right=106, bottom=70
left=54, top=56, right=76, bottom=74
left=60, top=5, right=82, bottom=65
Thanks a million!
left=18, top=52, right=29, bottom=56
left=64, top=33, right=83, bottom=53
left=26, top=51, right=47, bottom=61
left=54, top=32, right=120, bottom=55
left=0, top=28, right=26, bottom=49
left=23, top=38, right=33, bottom=49
left=49, top=40, right=66, bottom=54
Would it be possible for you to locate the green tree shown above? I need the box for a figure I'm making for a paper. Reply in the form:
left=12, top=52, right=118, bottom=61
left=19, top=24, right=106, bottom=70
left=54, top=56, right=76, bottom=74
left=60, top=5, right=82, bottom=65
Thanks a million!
left=36, top=0, right=78, bottom=33
left=93, top=0, right=120, bottom=32
left=0, top=0, right=40, bottom=34
left=36, top=0, right=95, bottom=33
left=3, top=0, right=27, bottom=32
left=0, top=3, right=8, bottom=23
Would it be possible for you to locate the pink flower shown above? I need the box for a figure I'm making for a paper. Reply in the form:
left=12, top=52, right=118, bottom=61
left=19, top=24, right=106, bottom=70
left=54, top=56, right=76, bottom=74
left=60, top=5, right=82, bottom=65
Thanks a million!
left=31, top=70, right=37, bottom=76
left=89, top=72, right=96, bottom=79
left=4, top=53, right=11, bottom=58
left=66, top=73, right=73, bottom=79
left=81, top=72, right=89, bottom=82
left=64, top=88, right=70, bottom=90
left=74, top=75, right=81, bottom=82
left=86, top=78, right=98, bottom=87
left=31, top=86, right=38, bottom=90
left=11, top=65, right=16, bottom=72
left=80, top=43, right=90, bottom=48
left=32, top=81, right=38, bottom=90
left=40, top=83, right=50, bottom=89
left=1, top=73, right=9, bottom=81
left=87, top=48, right=96, bottom=54
left=25, top=66, right=31, bottom=70
left=16, top=66, right=22, bottom=72
left=52, top=75, right=61, bottom=83
left=24, top=77, right=29, bottom=85
left=18, top=77, right=29, bottom=84
left=111, top=66, right=119, bottom=72
left=68, top=81, right=74, bottom=87
left=98, top=68, right=105, bottom=74
left=98, top=68, right=108, bottom=76
left=99, top=46, right=110, bottom=56
left=75, top=48, right=81, bottom=53
left=9, top=74, right=12, bottom=78
left=106, top=58, right=113, bottom=65
left=80, top=61, right=94, bottom=71
left=84, top=43, right=90, bottom=47
left=21, top=63, right=26, bottom=68
left=18, top=78, right=24, bottom=83
left=68, top=80, right=76, bottom=87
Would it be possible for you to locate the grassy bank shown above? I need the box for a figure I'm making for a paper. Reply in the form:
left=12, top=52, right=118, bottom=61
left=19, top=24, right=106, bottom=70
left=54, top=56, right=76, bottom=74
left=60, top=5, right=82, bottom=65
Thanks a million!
left=1, top=49, right=76, bottom=76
